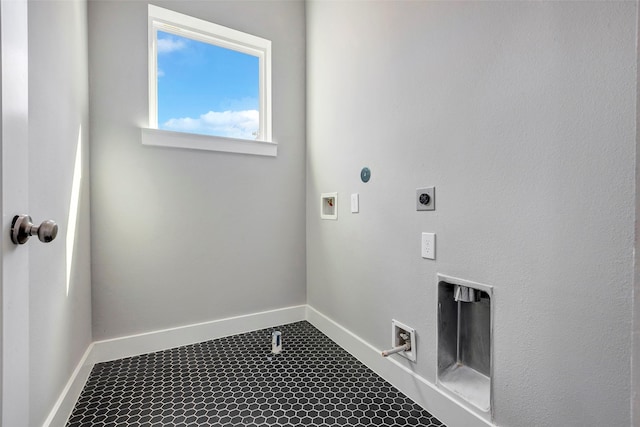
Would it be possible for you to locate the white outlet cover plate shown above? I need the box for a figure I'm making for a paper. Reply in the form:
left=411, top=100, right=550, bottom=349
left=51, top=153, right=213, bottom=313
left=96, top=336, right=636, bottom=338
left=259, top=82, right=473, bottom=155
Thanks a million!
left=351, top=193, right=359, bottom=213
left=422, top=232, right=435, bottom=259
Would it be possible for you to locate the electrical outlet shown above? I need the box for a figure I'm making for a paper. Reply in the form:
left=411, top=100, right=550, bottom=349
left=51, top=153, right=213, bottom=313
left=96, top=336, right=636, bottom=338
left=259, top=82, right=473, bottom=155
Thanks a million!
left=421, top=232, right=435, bottom=259
left=416, top=187, right=435, bottom=211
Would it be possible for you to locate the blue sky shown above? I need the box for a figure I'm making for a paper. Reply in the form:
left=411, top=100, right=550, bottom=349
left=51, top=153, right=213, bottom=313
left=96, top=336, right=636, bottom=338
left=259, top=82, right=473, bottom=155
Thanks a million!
left=157, top=31, right=260, bottom=139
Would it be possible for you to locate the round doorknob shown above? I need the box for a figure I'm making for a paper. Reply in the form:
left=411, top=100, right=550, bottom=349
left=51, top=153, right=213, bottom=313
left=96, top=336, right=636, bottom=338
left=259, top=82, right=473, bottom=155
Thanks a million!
left=11, top=215, right=58, bottom=245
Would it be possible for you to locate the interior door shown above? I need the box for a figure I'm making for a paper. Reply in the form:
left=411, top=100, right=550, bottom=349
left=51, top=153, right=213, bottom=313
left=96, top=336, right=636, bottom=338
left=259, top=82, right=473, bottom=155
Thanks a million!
left=1, top=0, right=31, bottom=426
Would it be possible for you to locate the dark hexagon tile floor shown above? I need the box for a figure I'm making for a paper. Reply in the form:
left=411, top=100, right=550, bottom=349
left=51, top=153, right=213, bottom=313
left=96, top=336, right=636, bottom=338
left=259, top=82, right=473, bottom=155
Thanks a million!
left=66, top=321, right=446, bottom=427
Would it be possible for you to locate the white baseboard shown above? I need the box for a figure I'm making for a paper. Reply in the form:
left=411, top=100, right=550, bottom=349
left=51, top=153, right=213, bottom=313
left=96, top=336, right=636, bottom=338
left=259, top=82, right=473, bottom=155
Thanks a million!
left=43, top=305, right=306, bottom=427
left=88, top=305, right=307, bottom=365
left=42, top=344, right=94, bottom=427
left=305, top=305, right=494, bottom=427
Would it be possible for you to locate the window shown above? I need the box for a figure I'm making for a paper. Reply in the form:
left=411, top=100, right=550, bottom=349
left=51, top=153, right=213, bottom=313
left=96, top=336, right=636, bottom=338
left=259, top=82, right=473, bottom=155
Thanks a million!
left=143, top=5, right=275, bottom=156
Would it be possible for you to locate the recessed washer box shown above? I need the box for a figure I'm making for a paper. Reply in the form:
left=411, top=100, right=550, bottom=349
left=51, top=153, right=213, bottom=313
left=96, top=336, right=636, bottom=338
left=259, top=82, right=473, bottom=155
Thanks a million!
left=321, top=193, right=338, bottom=220
left=437, top=274, right=493, bottom=416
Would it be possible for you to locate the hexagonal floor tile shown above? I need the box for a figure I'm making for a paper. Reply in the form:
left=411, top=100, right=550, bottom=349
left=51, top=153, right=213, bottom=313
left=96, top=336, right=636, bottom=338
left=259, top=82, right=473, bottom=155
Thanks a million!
left=66, top=321, right=446, bottom=427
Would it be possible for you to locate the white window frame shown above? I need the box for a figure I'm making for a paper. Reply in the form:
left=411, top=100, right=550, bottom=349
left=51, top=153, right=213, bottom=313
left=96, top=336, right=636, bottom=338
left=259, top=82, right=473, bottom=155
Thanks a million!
left=143, top=4, right=275, bottom=156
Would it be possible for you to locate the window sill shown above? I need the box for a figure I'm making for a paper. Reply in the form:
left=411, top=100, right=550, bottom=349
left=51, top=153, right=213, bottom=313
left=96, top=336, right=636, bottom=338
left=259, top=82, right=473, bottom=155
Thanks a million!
left=141, top=128, right=277, bottom=157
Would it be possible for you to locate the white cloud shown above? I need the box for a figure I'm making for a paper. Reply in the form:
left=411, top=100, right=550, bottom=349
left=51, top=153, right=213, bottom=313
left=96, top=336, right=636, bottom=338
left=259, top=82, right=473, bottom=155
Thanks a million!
left=157, top=68, right=165, bottom=77
left=162, top=110, right=259, bottom=140
left=157, top=37, right=187, bottom=54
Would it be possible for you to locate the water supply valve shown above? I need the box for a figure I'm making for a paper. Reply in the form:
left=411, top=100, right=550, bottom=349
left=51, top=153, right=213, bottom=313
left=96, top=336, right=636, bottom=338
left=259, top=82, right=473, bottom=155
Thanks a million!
left=381, top=320, right=417, bottom=362
left=381, top=332, right=411, bottom=357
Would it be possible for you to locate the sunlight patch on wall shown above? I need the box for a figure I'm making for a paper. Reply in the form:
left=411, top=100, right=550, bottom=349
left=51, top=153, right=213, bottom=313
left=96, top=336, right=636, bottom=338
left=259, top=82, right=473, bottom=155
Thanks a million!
left=66, top=127, right=82, bottom=296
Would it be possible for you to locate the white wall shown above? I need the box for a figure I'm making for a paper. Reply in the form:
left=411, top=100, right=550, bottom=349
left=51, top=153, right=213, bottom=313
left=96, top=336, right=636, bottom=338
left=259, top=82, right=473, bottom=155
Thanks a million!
left=88, top=0, right=306, bottom=340
left=306, top=2, right=636, bottom=426
left=28, top=0, right=93, bottom=425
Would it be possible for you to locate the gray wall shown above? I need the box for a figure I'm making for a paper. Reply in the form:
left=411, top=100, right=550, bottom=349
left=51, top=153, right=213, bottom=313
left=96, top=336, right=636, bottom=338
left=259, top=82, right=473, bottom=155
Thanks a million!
left=28, top=0, right=92, bottom=425
left=306, top=2, right=636, bottom=426
left=88, top=0, right=306, bottom=340
left=634, top=5, right=640, bottom=424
